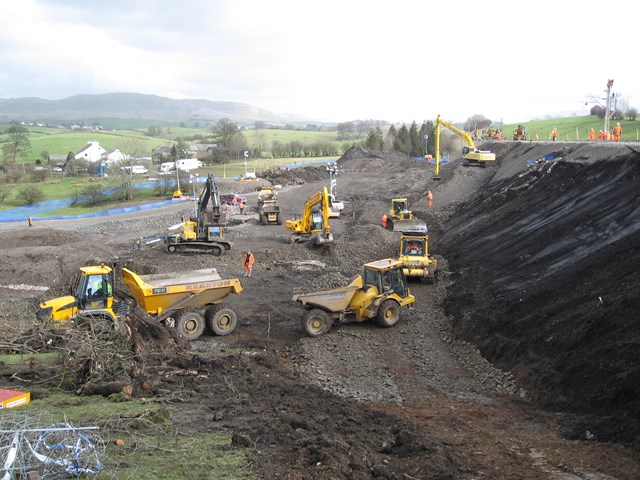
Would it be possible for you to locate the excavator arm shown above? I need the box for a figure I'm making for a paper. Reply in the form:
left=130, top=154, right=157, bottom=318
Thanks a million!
left=285, top=187, right=334, bottom=245
left=435, top=115, right=495, bottom=175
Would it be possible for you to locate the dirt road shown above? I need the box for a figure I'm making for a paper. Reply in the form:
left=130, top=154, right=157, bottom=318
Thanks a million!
left=1, top=142, right=638, bottom=479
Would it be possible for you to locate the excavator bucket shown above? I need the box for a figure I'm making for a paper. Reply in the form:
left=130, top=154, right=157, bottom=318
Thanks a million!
left=315, top=232, right=335, bottom=246
left=392, top=219, right=427, bottom=233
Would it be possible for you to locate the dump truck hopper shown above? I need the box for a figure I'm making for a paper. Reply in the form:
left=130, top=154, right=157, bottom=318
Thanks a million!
left=121, top=267, right=243, bottom=318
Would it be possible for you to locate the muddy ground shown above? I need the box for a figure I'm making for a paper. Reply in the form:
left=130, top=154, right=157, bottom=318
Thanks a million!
left=1, top=141, right=639, bottom=479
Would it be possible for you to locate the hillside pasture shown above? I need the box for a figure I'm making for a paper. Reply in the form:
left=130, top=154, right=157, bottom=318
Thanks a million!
left=500, top=115, right=640, bottom=141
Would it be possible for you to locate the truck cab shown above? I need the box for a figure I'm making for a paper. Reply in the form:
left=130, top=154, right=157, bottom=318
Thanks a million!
left=38, top=265, right=119, bottom=325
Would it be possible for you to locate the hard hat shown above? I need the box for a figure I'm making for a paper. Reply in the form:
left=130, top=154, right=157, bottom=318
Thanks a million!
left=617, top=123, right=620, bottom=125
left=245, top=249, right=250, bottom=253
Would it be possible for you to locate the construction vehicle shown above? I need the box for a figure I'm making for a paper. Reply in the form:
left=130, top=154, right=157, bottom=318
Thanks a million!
left=435, top=115, right=496, bottom=176
left=326, top=162, right=344, bottom=218
left=164, top=173, right=232, bottom=255
left=292, top=258, right=415, bottom=337
left=284, top=187, right=334, bottom=245
left=37, top=264, right=243, bottom=340
left=513, top=124, right=527, bottom=141
left=257, top=187, right=282, bottom=225
left=396, top=223, right=438, bottom=282
left=386, top=198, right=426, bottom=232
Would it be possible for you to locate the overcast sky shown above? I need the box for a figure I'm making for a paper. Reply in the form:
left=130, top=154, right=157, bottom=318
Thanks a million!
left=0, top=0, right=636, bottom=124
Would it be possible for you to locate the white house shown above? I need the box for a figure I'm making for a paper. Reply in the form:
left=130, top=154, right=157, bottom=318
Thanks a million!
left=103, top=149, right=126, bottom=165
left=75, top=141, right=106, bottom=163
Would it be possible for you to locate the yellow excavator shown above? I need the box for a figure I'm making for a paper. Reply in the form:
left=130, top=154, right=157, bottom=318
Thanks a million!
left=285, top=187, right=334, bottom=245
left=434, top=115, right=496, bottom=177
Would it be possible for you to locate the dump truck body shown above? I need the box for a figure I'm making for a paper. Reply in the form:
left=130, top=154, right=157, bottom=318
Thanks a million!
left=121, top=268, right=243, bottom=316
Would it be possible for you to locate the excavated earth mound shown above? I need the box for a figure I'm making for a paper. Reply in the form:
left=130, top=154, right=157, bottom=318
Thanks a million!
left=440, top=149, right=640, bottom=444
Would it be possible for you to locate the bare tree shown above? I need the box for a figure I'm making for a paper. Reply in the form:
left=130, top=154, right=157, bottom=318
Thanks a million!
left=464, top=115, right=492, bottom=132
left=116, top=136, right=145, bottom=164
left=18, top=185, right=45, bottom=205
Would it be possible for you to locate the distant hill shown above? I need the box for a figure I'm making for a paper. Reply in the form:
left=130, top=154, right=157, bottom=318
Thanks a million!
left=0, top=92, right=315, bottom=128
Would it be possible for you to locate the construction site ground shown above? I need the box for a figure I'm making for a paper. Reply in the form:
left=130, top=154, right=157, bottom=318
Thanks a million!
left=0, top=141, right=639, bottom=479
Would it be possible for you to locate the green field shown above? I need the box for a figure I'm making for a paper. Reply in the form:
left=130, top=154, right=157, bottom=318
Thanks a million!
left=0, top=124, right=343, bottom=165
left=500, top=115, right=640, bottom=141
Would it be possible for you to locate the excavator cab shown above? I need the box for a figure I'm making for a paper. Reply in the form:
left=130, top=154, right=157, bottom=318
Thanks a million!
left=311, top=209, right=323, bottom=231
left=285, top=187, right=334, bottom=245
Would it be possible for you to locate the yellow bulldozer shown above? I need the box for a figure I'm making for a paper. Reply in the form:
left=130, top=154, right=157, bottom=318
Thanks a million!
left=397, top=224, right=438, bottom=283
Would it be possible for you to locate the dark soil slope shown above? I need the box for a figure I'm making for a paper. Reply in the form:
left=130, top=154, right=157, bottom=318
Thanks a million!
left=440, top=152, right=640, bottom=444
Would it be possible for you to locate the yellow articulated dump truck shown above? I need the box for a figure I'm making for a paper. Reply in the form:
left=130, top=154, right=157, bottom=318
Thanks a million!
left=37, top=264, right=243, bottom=340
left=292, top=259, right=415, bottom=337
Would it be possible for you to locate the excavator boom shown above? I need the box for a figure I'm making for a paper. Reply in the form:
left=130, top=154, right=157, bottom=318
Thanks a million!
left=285, top=187, right=334, bottom=245
left=435, top=115, right=495, bottom=175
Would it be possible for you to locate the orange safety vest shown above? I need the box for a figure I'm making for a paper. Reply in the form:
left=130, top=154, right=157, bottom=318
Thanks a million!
left=589, top=129, right=595, bottom=140
left=243, top=252, right=255, bottom=267
left=613, top=125, right=622, bottom=140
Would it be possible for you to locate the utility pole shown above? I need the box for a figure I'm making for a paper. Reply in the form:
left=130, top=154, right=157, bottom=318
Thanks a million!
left=604, top=79, right=614, bottom=134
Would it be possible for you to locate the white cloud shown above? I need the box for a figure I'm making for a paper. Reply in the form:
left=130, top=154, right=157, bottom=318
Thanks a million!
left=0, top=0, right=637, bottom=124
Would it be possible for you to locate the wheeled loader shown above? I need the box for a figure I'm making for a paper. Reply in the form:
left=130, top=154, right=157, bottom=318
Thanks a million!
left=292, top=258, right=415, bottom=337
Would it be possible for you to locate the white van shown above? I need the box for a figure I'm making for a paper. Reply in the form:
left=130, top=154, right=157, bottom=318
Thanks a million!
left=120, top=165, right=148, bottom=175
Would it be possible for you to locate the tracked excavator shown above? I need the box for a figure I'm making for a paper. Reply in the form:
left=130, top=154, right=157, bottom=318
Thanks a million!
left=434, top=115, right=496, bottom=178
left=164, top=173, right=233, bottom=255
left=285, top=187, right=334, bottom=245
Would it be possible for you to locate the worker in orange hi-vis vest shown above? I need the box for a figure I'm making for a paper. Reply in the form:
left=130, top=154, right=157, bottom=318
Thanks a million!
left=427, top=191, right=433, bottom=208
left=381, top=213, right=388, bottom=229
left=589, top=128, right=595, bottom=141
left=598, top=130, right=604, bottom=140
left=604, top=131, right=611, bottom=141
left=613, top=123, right=622, bottom=142
left=243, top=250, right=255, bottom=277
left=551, top=127, right=558, bottom=141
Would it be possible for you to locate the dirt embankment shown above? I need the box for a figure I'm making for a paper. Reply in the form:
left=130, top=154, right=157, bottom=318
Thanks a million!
left=439, top=143, right=640, bottom=444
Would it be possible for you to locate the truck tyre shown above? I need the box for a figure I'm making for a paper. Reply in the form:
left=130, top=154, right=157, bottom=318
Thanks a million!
left=302, top=309, right=332, bottom=337
left=176, top=311, right=205, bottom=340
left=206, top=307, right=237, bottom=336
left=167, top=245, right=177, bottom=253
left=376, top=300, right=400, bottom=328
left=276, top=215, right=282, bottom=225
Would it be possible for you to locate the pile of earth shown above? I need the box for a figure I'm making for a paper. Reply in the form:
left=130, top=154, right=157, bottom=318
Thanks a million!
left=439, top=147, right=640, bottom=445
